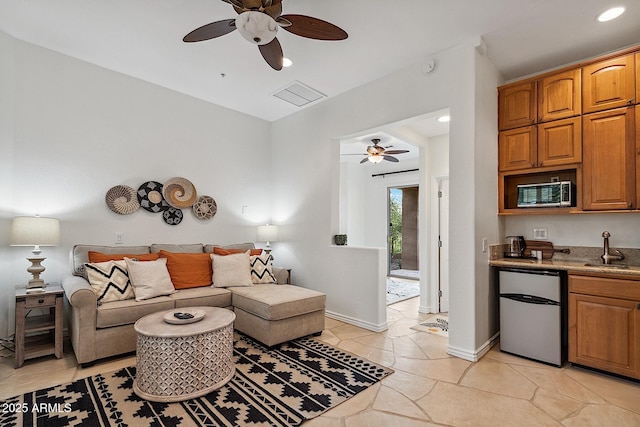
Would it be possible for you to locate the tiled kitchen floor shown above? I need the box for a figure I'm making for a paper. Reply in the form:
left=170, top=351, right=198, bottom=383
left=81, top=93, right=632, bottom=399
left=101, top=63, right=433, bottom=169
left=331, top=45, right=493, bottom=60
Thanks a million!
left=1, top=297, right=639, bottom=426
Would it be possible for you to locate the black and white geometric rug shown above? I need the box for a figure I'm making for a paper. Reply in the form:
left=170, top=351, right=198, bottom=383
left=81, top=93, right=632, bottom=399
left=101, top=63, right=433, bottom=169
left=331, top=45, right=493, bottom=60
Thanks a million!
left=411, top=314, right=449, bottom=338
left=0, top=334, right=392, bottom=427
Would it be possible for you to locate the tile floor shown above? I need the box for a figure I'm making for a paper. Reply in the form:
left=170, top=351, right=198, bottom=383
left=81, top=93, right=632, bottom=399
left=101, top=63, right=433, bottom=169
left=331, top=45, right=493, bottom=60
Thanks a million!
left=1, top=297, right=639, bottom=426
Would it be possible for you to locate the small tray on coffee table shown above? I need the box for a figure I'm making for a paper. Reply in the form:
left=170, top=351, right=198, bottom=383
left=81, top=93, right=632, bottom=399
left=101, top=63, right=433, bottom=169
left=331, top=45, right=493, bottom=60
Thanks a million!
left=163, top=308, right=206, bottom=324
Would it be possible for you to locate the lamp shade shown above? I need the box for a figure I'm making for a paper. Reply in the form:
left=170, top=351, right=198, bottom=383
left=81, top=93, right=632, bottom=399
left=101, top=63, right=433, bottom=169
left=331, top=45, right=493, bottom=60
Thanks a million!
left=10, top=216, right=61, bottom=247
left=257, top=224, right=278, bottom=242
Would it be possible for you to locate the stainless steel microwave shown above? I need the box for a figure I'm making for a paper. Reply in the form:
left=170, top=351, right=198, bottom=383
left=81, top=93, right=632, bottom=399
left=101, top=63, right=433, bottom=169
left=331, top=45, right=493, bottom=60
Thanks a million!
left=517, top=181, right=573, bottom=208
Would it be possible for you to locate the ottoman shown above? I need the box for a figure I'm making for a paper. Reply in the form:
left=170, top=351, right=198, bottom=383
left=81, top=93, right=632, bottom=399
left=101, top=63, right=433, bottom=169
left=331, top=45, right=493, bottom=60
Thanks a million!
left=231, top=284, right=325, bottom=347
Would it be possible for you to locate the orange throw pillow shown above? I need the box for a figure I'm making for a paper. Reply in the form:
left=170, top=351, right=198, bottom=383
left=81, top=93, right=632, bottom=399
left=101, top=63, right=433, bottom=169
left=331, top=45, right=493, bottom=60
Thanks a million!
left=212, top=247, right=262, bottom=256
left=88, top=251, right=160, bottom=263
left=158, top=250, right=213, bottom=289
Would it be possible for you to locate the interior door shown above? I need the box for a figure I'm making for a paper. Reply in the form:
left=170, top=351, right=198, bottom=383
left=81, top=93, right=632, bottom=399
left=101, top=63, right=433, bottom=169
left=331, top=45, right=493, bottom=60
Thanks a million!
left=438, top=177, right=450, bottom=312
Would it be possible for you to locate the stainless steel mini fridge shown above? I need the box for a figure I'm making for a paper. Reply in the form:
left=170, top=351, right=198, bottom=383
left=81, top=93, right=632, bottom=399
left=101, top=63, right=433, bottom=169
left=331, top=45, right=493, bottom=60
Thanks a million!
left=499, top=268, right=567, bottom=367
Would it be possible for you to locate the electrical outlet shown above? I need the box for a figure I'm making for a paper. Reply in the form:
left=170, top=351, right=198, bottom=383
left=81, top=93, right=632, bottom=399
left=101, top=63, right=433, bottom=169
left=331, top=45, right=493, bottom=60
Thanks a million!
left=115, top=232, right=123, bottom=244
left=533, top=228, right=548, bottom=240
left=482, top=238, right=488, bottom=252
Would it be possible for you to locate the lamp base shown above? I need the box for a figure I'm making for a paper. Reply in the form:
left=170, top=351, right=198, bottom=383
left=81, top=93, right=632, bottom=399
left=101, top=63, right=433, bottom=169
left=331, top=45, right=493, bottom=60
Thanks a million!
left=26, top=257, right=47, bottom=289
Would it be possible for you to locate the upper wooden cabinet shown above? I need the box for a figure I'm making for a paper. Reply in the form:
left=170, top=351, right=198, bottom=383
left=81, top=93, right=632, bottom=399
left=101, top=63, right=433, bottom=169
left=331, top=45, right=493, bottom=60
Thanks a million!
left=582, top=106, right=635, bottom=210
left=498, top=82, right=536, bottom=130
left=538, top=69, right=581, bottom=122
left=583, top=54, right=635, bottom=114
left=538, top=116, right=582, bottom=167
left=498, top=126, right=537, bottom=171
left=636, top=52, right=640, bottom=107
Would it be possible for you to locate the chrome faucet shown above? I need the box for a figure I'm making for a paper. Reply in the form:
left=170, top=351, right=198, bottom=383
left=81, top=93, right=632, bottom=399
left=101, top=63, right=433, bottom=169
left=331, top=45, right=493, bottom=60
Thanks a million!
left=601, top=231, right=625, bottom=264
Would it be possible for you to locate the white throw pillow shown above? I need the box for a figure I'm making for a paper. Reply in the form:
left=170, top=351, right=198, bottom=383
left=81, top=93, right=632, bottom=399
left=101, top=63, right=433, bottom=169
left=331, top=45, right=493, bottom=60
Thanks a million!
left=211, top=252, right=253, bottom=287
left=124, top=257, right=176, bottom=301
left=250, top=253, right=277, bottom=284
left=85, top=260, right=135, bottom=304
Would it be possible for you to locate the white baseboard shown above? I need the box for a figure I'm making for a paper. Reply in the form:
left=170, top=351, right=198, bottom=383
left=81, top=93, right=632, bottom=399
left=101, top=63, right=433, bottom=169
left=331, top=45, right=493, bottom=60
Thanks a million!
left=447, top=331, right=500, bottom=362
left=418, top=304, right=433, bottom=314
left=325, top=310, right=388, bottom=333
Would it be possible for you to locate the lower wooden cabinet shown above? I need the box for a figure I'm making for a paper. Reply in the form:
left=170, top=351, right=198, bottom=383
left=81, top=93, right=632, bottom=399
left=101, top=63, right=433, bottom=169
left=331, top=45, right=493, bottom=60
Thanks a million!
left=568, top=274, right=640, bottom=379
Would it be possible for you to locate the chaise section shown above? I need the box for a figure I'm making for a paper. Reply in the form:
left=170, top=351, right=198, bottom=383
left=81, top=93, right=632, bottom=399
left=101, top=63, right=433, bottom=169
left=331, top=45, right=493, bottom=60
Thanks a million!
left=231, top=284, right=326, bottom=347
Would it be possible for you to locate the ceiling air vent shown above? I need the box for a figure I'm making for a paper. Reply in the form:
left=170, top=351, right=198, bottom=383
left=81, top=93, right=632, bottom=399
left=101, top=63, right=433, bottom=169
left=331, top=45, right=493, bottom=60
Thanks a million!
left=272, top=81, right=326, bottom=107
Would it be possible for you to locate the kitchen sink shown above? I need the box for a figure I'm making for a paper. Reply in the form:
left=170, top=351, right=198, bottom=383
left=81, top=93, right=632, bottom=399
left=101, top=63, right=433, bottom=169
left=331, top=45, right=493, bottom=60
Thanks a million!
left=583, top=263, right=630, bottom=269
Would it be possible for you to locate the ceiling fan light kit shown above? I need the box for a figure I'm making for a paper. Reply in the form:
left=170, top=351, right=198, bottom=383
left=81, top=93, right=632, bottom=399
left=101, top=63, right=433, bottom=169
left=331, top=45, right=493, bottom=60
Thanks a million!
left=236, top=11, right=278, bottom=45
left=183, top=0, right=348, bottom=70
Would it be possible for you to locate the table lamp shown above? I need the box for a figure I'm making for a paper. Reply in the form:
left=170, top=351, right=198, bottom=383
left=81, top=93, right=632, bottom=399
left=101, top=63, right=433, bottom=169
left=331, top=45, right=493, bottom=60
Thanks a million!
left=257, top=224, right=278, bottom=256
left=10, top=216, right=60, bottom=289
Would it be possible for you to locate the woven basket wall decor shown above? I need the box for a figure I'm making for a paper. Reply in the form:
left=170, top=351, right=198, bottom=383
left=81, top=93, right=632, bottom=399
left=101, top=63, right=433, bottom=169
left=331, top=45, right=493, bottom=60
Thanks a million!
left=163, top=177, right=197, bottom=209
left=105, top=185, right=140, bottom=215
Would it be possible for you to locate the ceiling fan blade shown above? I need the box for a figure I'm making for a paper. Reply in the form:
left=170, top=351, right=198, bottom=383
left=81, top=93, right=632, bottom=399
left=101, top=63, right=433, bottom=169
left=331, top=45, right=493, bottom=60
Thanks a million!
left=383, top=155, right=400, bottom=162
left=183, top=19, right=236, bottom=42
left=279, top=14, right=348, bottom=40
left=258, top=37, right=283, bottom=70
left=360, top=157, right=370, bottom=164
left=383, top=150, right=410, bottom=155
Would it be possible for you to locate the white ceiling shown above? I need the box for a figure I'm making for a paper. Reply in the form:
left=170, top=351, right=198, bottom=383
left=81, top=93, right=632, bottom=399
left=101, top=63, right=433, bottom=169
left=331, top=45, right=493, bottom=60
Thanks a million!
left=1, top=1, right=639, bottom=123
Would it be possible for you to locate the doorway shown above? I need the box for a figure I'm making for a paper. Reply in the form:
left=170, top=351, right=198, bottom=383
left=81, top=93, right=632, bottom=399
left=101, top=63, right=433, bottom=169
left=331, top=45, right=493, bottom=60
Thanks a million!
left=388, top=185, right=419, bottom=279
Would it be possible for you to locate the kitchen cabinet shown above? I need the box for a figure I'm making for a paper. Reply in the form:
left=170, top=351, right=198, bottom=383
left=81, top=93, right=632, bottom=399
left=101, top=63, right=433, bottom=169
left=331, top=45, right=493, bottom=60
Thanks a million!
left=583, top=54, right=635, bottom=114
left=582, top=106, right=635, bottom=210
left=568, top=274, right=640, bottom=380
left=637, top=52, right=640, bottom=107
left=499, top=117, right=581, bottom=172
left=498, top=126, right=536, bottom=171
left=538, top=69, right=581, bottom=122
left=498, top=81, right=536, bottom=130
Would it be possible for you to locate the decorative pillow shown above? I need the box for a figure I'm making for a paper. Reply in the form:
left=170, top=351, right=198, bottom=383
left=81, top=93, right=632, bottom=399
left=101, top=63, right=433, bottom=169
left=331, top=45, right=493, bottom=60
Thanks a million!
left=124, top=257, right=175, bottom=301
left=212, top=247, right=263, bottom=256
left=211, top=252, right=253, bottom=288
left=88, top=251, right=160, bottom=263
left=250, top=253, right=277, bottom=284
left=159, top=250, right=212, bottom=289
left=85, top=260, right=134, bottom=304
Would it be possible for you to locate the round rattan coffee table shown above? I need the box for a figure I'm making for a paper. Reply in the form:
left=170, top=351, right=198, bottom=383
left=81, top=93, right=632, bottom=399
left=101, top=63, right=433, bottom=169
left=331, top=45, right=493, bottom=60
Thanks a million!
left=133, top=306, right=236, bottom=402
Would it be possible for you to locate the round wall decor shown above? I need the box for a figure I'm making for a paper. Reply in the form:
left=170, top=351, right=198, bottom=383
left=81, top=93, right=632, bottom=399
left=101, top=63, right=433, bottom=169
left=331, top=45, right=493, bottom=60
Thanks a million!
left=163, top=207, right=183, bottom=225
left=163, top=177, right=197, bottom=209
left=105, top=185, right=140, bottom=215
left=137, top=181, right=170, bottom=213
left=192, top=195, right=217, bottom=220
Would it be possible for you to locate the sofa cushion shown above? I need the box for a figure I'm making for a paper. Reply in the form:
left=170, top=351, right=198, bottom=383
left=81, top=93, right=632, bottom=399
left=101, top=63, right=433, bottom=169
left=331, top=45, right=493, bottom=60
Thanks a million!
left=212, top=247, right=263, bottom=256
left=231, top=284, right=326, bottom=321
left=159, top=250, right=212, bottom=289
left=150, top=243, right=204, bottom=253
left=85, top=260, right=135, bottom=304
left=88, top=251, right=160, bottom=263
left=169, top=286, right=232, bottom=308
left=250, top=253, right=277, bottom=284
left=204, top=243, right=255, bottom=253
left=72, top=244, right=151, bottom=277
left=96, top=296, right=174, bottom=328
left=212, top=252, right=253, bottom=287
left=125, top=257, right=176, bottom=301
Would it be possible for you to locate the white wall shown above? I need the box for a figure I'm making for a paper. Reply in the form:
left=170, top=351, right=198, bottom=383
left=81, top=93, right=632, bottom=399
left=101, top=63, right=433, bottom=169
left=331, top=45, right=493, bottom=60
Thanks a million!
left=271, top=40, right=502, bottom=356
left=0, top=34, right=273, bottom=338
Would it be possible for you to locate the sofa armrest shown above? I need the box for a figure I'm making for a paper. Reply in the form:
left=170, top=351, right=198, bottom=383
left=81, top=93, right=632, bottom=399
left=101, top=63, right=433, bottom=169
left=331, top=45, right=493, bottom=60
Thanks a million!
left=272, top=267, right=291, bottom=284
left=61, top=275, right=97, bottom=308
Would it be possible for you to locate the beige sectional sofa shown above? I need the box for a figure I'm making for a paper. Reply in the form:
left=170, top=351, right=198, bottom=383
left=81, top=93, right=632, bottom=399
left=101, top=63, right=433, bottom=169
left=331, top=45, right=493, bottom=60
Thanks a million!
left=61, top=243, right=326, bottom=366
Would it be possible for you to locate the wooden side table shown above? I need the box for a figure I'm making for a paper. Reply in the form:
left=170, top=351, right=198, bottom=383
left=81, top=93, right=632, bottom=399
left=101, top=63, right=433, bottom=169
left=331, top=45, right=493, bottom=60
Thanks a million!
left=15, top=285, right=64, bottom=368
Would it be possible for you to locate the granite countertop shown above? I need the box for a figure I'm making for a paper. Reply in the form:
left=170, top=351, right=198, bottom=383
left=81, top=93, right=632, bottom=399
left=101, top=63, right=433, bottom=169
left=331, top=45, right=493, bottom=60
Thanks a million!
left=489, top=244, right=640, bottom=278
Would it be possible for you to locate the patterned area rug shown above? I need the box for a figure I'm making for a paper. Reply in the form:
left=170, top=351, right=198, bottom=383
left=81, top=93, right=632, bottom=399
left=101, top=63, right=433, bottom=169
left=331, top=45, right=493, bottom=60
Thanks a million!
left=0, top=334, right=392, bottom=427
left=386, top=277, right=420, bottom=305
left=411, top=314, right=449, bottom=338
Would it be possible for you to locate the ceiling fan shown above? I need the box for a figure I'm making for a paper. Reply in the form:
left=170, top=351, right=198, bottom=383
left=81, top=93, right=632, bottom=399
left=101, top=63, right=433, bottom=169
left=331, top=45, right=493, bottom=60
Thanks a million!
left=183, top=0, right=348, bottom=70
left=344, top=138, right=410, bottom=164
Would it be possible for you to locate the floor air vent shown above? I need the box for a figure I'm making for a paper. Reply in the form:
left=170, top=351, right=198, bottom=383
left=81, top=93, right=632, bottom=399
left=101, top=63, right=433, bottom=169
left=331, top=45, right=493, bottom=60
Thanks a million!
left=272, top=81, right=326, bottom=107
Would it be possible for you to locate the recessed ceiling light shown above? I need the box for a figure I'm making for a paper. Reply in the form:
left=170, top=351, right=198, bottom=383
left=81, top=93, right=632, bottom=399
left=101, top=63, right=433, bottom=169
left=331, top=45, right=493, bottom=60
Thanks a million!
left=282, top=57, right=293, bottom=67
left=596, top=6, right=625, bottom=22
left=437, top=115, right=450, bottom=123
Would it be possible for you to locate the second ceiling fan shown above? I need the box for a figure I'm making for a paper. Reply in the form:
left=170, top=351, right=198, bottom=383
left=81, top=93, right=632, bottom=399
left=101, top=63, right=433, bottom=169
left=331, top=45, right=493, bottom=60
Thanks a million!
left=345, top=138, right=410, bottom=164
left=183, top=0, right=348, bottom=70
